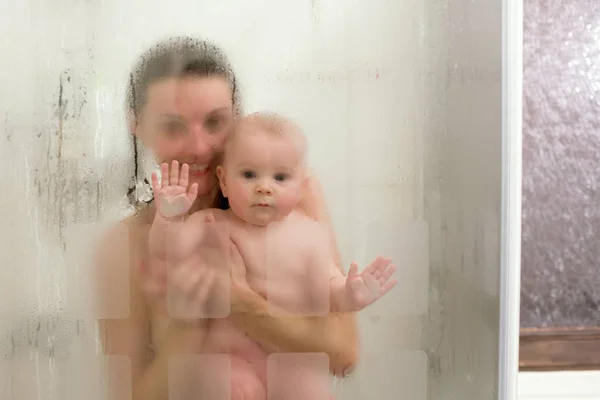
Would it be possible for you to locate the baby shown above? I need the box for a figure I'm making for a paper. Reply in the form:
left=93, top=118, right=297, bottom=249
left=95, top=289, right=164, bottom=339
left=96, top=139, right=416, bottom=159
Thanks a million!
left=148, top=112, right=397, bottom=399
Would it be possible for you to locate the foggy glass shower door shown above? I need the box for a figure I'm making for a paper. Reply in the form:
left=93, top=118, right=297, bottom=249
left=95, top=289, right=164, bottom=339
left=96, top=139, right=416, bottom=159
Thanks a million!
left=0, top=0, right=520, bottom=399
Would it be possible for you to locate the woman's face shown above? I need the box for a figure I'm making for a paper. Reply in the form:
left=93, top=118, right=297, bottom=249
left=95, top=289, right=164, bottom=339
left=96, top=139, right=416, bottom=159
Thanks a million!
left=135, top=75, right=235, bottom=198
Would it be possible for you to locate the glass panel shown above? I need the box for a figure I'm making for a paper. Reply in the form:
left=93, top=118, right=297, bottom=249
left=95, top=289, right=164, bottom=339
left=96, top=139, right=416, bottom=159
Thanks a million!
left=422, top=0, right=503, bottom=398
left=0, top=0, right=505, bottom=399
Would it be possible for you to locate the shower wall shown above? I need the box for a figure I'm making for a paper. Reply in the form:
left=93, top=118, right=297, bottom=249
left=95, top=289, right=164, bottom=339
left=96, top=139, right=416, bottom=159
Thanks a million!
left=0, top=0, right=504, bottom=399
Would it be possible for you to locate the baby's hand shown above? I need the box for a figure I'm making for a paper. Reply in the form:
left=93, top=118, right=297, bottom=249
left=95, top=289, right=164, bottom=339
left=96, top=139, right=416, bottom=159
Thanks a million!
left=151, top=161, right=198, bottom=219
left=344, top=257, right=397, bottom=311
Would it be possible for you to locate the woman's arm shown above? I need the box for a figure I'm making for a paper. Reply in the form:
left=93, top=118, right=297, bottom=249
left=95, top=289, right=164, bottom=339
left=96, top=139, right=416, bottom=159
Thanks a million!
left=95, top=221, right=209, bottom=400
left=228, top=171, right=360, bottom=376
left=229, top=283, right=358, bottom=376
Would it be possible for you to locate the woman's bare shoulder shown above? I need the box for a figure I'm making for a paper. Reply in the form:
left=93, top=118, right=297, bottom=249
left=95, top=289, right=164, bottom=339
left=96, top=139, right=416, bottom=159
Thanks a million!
left=93, top=209, right=149, bottom=319
left=97, top=210, right=150, bottom=255
left=186, top=207, right=229, bottom=224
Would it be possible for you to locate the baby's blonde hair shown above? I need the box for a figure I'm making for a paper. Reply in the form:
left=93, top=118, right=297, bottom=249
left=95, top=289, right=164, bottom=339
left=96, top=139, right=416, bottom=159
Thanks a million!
left=224, top=112, right=307, bottom=162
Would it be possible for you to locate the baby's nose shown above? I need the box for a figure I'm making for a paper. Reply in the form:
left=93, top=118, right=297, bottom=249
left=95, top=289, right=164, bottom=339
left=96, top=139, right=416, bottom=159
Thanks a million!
left=256, top=182, right=273, bottom=194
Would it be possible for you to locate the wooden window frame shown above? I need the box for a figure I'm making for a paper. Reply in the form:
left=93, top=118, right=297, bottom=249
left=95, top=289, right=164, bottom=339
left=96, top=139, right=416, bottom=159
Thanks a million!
left=519, top=327, right=600, bottom=371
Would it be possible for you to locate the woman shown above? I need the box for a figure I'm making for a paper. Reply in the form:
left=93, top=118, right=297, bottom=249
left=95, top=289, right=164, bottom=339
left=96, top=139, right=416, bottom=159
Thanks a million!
left=95, top=36, right=358, bottom=400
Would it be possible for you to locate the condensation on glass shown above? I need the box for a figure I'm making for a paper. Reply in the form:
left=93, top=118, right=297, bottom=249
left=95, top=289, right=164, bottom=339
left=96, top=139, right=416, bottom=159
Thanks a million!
left=0, top=0, right=502, bottom=399
left=521, top=0, right=600, bottom=329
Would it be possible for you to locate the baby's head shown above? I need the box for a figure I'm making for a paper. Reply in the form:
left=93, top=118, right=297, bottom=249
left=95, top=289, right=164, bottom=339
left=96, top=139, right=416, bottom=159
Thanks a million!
left=216, top=112, right=307, bottom=226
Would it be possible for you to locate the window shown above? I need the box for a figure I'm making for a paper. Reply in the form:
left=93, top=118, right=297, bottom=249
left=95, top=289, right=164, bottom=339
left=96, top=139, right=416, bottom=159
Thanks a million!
left=520, top=0, right=600, bottom=371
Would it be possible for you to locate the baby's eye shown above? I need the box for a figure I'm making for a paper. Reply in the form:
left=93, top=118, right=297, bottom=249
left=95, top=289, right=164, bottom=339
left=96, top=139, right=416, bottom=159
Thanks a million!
left=274, top=173, right=288, bottom=182
left=242, top=170, right=256, bottom=179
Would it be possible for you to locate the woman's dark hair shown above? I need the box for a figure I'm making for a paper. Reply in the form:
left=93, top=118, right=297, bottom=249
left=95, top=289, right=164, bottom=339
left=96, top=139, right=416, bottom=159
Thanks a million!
left=125, top=36, right=240, bottom=210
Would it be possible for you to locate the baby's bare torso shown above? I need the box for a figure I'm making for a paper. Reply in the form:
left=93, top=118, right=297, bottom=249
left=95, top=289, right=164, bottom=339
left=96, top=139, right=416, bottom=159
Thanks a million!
left=150, top=208, right=332, bottom=341
left=203, top=209, right=330, bottom=351
left=231, top=210, right=317, bottom=311
left=149, top=209, right=335, bottom=398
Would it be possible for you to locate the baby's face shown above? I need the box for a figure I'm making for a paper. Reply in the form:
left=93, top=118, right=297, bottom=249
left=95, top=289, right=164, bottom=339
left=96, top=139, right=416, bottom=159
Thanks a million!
left=217, top=130, right=304, bottom=226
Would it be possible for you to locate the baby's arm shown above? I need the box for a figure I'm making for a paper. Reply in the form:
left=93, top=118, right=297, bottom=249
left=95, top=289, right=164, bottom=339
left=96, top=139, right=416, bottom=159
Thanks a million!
left=148, top=209, right=212, bottom=265
left=328, top=257, right=397, bottom=312
left=147, top=161, right=206, bottom=265
left=328, top=269, right=350, bottom=312
left=305, top=220, right=398, bottom=313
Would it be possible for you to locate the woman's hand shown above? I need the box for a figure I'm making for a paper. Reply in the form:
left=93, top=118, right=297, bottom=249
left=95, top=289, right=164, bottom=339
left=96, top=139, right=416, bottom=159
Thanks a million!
left=165, top=260, right=220, bottom=321
left=141, top=214, right=250, bottom=319
left=140, top=257, right=221, bottom=322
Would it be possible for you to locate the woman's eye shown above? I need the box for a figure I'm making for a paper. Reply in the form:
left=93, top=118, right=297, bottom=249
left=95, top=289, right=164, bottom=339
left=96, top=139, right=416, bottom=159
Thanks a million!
left=206, top=117, right=224, bottom=132
left=163, top=121, right=186, bottom=136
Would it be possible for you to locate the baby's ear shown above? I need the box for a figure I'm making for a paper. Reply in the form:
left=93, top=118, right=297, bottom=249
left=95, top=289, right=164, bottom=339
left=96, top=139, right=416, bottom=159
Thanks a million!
left=301, top=174, right=309, bottom=189
left=216, top=166, right=228, bottom=197
left=297, top=170, right=311, bottom=204
left=301, top=167, right=314, bottom=191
